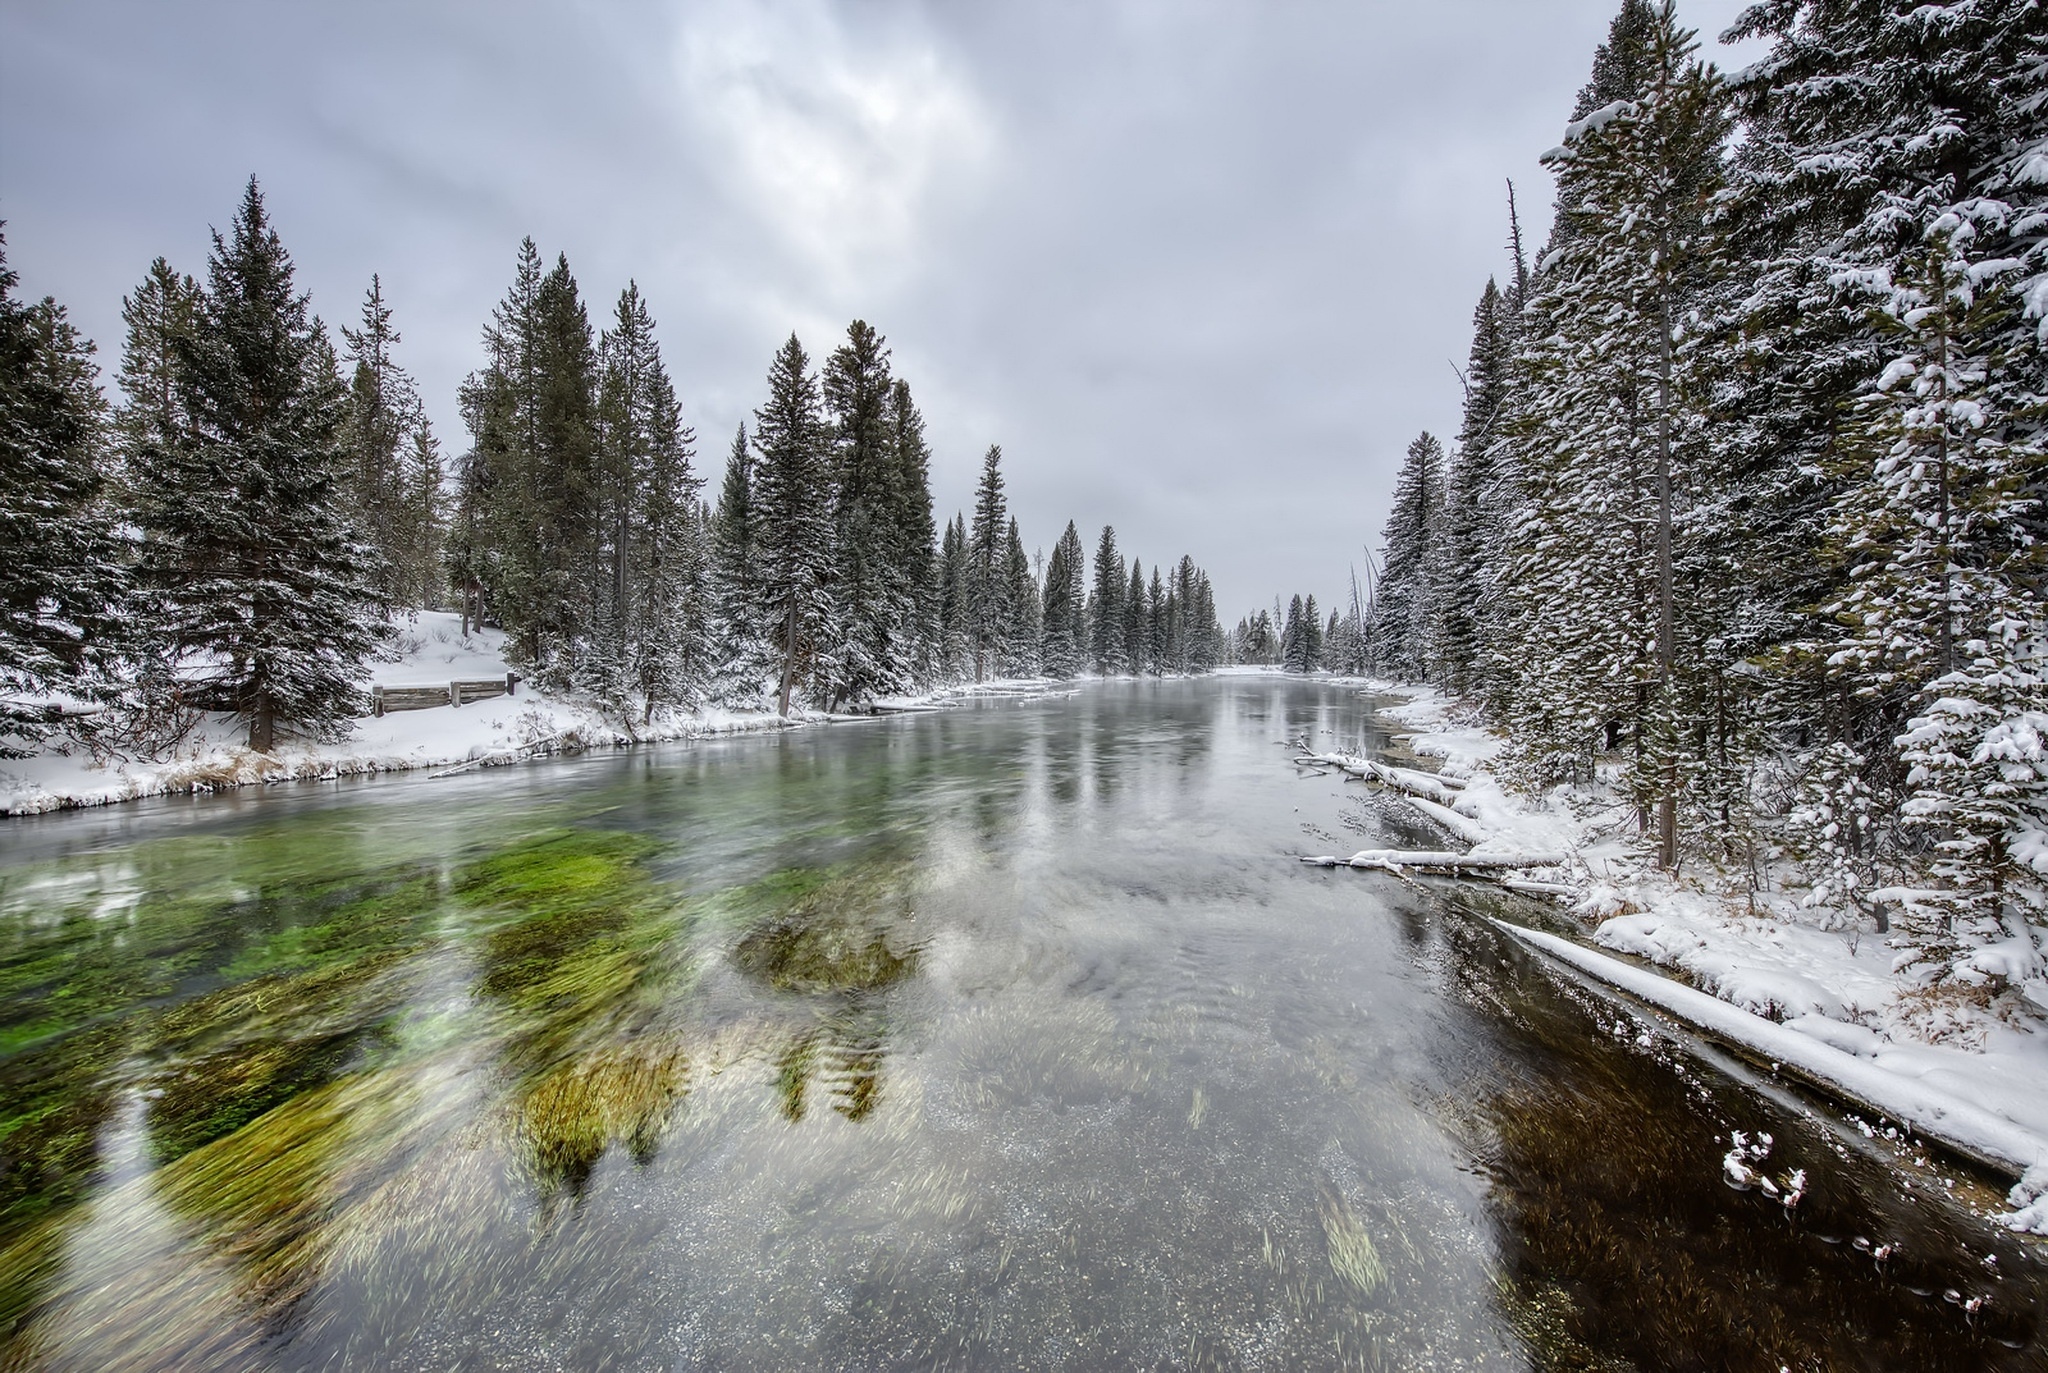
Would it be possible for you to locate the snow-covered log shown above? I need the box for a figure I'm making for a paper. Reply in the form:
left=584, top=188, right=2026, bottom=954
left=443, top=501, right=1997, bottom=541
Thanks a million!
left=1295, top=752, right=1467, bottom=806
left=1302, top=849, right=1567, bottom=873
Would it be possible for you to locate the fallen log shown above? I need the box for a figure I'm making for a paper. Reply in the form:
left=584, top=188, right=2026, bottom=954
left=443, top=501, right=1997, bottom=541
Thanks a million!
left=1404, top=796, right=1489, bottom=846
left=1302, top=849, right=1567, bottom=873
left=1296, top=753, right=1468, bottom=807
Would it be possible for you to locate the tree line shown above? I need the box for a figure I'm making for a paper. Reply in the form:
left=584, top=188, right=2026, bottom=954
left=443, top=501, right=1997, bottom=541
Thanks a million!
left=1365, top=0, right=2046, bottom=984
left=1, top=178, right=1227, bottom=759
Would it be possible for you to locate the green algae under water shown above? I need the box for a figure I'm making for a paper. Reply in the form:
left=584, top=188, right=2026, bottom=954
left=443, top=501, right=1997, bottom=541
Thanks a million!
left=0, top=679, right=2043, bottom=1371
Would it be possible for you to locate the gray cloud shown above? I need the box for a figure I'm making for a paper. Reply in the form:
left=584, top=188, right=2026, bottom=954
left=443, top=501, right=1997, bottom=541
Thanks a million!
left=0, top=0, right=1765, bottom=614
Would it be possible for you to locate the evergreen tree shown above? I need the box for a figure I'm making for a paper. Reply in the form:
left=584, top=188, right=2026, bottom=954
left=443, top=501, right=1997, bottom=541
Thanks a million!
left=708, top=423, right=766, bottom=701
left=1438, top=279, right=1512, bottom=694
left=820, top=320, right=908, bottom=705
left=1302, top=593, right=1323, bottom=670
left=1281, top=594, right=1308, bottom=673
left=886, top=378, right=939, bottom=682
left=339, top=274, right=427, bottom=609
left=1040, top=520, right=1087, bottom=678
left=135, top=178, right=385, bottom=751
left=1372, top=432, right=1447, bottom=680
left=1088, top=524, right=1126, bottom=674
left=1002, top=518, right=1040, bottom=676
left=937, top=513, right=972, bottom=681
left=0, top=228, right=126, bottom=754
left=1122, top=557, right=1148, bottom=676
left=1145, top=566, right=1168, bottom=675
left=751, top=334, right=832, bottom=714
left=967, top=445, right=1009, bottom=681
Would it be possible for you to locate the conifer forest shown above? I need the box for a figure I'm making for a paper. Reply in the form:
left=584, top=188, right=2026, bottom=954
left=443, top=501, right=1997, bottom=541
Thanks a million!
left=5, top=2, right=2048, bottom=1369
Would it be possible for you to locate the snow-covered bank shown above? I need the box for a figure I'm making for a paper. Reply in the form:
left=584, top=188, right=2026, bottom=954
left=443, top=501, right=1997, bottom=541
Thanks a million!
left=0, top=613, right=1070, bottom=818
left=1304, top=678, right=2048, bottom=1229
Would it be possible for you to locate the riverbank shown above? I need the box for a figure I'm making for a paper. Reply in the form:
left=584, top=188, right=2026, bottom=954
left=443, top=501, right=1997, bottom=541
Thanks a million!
left=1313, top=679, right=2048, bottom=1230
left=0, top=612, right=1068, bottom=817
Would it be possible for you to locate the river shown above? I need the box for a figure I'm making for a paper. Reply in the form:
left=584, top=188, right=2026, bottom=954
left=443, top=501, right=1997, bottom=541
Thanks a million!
left=0, top=677, right=2038, bottom=1371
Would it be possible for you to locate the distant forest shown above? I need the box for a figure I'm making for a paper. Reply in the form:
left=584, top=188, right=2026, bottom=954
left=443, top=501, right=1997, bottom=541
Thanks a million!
left=1359, top=0, right=2046, bottom=983
left=1, top=180, right=1229, bottom=754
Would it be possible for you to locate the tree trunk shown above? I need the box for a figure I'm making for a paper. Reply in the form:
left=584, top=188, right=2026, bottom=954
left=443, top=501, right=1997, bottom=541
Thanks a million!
left=777, top=595, right=799, bottom=717
left=1655, top=262, right=1679, bottom=871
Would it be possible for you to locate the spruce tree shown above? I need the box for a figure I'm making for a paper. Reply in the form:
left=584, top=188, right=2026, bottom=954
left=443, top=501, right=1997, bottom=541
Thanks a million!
left=820, top=320, right=908, bottom=705
left=967, top=445, right=1009, bottom=681
left=1122, top=558, right=1148, bottom=674
left=136, top=178, right=385, bottom=751
left=708, top=423, right=766, bottom=701
left=1372, top=432, right=1447, bottom=680
left=937, top=513, right=971, bottom=681
left=1088, top=524, right=1126, bottom=674
left=1002, top=518, right=1041, bottom=676
left=886, top=378, right=939, bottom=682
left=0, top=229, right=126, bottom=754
left=751, top=335, right=832, bottom=714
left=339, top=275, right=426, bottom=610
left=1040, top=520, right=1087, bottom=678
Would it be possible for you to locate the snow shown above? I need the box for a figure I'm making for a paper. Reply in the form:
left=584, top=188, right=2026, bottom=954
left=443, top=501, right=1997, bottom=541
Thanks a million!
left=1496, top=920, right=2048, bottom=1214
left=1312, top=681, right=2048, bottom=1228
left=0, top=614, right=1101, bottom=817
left=4, top=613, right=799, bottom=815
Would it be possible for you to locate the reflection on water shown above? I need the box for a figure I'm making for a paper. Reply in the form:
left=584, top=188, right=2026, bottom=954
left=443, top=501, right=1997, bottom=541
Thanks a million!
left=0, top=679, right=2040, bottom=1370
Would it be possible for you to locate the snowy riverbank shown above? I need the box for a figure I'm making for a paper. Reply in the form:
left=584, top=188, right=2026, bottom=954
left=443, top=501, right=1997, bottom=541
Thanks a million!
left=1306, top=679, right=2048, bottom=1230
left=0, top=613, right=1069, bottom=818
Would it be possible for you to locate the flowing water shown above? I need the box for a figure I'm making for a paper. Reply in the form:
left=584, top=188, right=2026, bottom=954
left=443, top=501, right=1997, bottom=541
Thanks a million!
left=0, top=678, right=2040, bottom=1371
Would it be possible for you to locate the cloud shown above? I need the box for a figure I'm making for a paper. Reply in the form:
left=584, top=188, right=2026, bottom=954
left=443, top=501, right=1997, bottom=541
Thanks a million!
left=673, top=0, right=992, bottom=304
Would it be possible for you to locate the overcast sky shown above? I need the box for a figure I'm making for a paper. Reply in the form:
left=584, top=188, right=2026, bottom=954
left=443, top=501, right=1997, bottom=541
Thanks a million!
left=1, top=1, right=1766, bottom=618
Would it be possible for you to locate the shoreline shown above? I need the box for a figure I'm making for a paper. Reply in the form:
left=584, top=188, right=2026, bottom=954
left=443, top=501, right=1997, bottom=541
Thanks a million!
left=1308, top=677, right=2048, bottom=1229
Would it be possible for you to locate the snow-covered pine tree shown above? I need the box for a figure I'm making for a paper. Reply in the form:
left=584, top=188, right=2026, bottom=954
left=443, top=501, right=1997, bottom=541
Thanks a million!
left=1821, top=238, right=2046, bottom=976
left=885, top=378, right=938, bottom=684
left=592, top=283, right=703, bottom=718
left=1302, top=594, right=1323, bottom=670
left=820, top=321, right=909, bottom=707
left=967, top=445, right=1010, bottom=682
left=136, top=179, right=386, bottom=751
left=1437, top=279, right=1511, bottom=695
left=751, top=335, right=833, bottom=714
left=937, top=513, right=972, bottom=681
left=1493, top=4, right=1730, bottom=862
left=1145, top=567, right=1168, bottom=676
left=1371, top=432, right=1446, bottom=681
left=1001, top=518, right=1040, bottom=677
left=0, top=229, right=127, bottom=755
left=1041, top=520, right=1087, bottom=678
left=1122, top=558, right=1148, bottom=675
left=111, top=257, right=203, bottom=740
left=707, top=423, right=766, bottom=702
left=1088, top=525, right=1126, bottom=675
left=340, top=275, right=427, bottom=611
left=1281, top=595, right=1307, bottom=673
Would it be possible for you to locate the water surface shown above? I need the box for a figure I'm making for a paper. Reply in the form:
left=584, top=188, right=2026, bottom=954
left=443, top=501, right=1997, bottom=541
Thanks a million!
left=0, top=678, right=2039, bottom=1370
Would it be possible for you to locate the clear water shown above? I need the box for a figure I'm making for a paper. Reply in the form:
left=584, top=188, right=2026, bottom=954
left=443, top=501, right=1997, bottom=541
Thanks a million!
left=0, top=678, right=2039, bottom=1371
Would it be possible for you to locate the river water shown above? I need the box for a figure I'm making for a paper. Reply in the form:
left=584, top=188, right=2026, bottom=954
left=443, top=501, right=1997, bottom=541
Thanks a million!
left=0, top=677, right=2039, bottom=1371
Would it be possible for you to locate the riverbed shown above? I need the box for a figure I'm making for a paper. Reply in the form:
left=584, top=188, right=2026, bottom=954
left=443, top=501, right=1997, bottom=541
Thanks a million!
left=0, top=678, right=2038, bottom=1370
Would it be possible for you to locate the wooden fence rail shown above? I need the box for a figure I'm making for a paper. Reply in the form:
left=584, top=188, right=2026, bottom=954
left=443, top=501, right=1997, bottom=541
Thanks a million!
left=371, top=674, right=520, bottom=716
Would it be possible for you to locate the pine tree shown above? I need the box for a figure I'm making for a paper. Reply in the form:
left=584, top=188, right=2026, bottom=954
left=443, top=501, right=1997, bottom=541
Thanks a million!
left=0, top=228, right=126, bottom=754
left=708, top=423, right=766, bottom=701
left=820, top=320, right=908, bottom=706
left=1372, top=432, right=1447, bottom=680
left=1821, top=239, right=2046, bottom=973
left=751, top=334, right=832, bottom=714
left=886, top=378, right=939, bottom=682
left=339, top=274, right=426, bottom=609
left=1122, top=557, right=1148, bottom=675
left=1002, top=518, right=1040, bottom=676
left=135, top=178, right=386, bottom=751
left=1040, top=520, right=1087, bottom=678
left=1438, top=280, right=1512, bottom=694
left=1088, top=525, right=1126, bottom=674
left=967, top=445, right=1009, bottom=682
left=1281, top=594, right=1308, bottom=673
left=937, top=513, right=971, bottom=681
left=1145, top=566, right=1168, bottom=676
